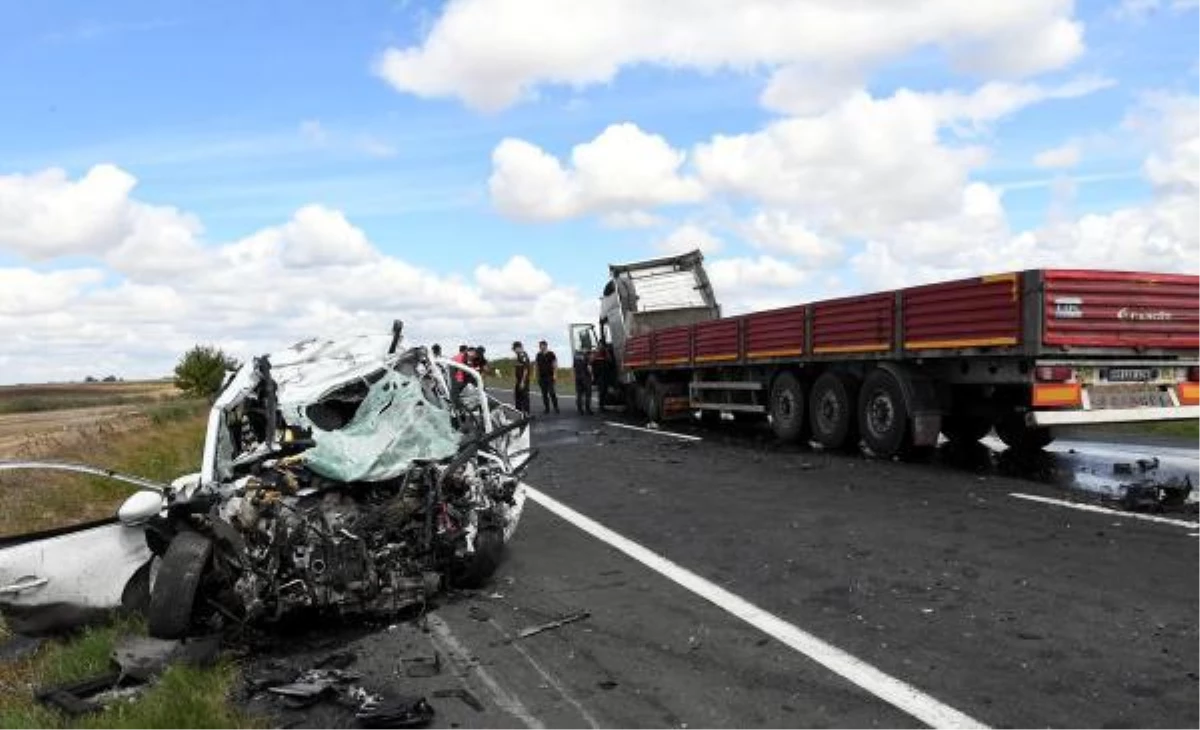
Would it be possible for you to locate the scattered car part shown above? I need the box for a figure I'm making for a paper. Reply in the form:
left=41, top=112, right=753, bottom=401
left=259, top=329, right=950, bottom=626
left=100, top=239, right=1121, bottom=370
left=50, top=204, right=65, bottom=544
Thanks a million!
left=35, top=671, right=141, bottom=716
left=432, top=687, right=484, bottom=712
left=401, top=652, right=442, bottom=678
left=355, top=694, right=435, bottom=729
left=111, top=634, right=222, bottom=682
left=515, top=610, right=591, bottom=640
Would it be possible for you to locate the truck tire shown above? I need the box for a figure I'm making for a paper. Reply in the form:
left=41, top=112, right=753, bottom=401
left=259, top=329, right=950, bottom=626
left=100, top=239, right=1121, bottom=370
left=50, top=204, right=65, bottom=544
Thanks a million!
left=942, top=414, right=992, bottom=444
left=858, top=368, right=910, bottom=458
left=148, top=530, right=212, bottom=639
left=995, top=413, right=1054, bottom=452
left=644, top=376, right=663, bottom=423
left=809, top=372, right=859, bottom=450
left=769, top=371, right=809, bottom=443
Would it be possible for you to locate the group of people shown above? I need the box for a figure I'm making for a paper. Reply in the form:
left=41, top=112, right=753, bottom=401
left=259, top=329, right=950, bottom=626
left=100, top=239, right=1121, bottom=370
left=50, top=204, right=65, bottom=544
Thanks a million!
left=510, top=340, right=594, bottom=417
left=428, top=340, right=593, bottom=417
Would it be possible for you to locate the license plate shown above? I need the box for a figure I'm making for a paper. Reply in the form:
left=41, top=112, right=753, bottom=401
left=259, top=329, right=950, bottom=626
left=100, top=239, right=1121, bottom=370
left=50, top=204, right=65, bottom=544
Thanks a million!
left=1104, top=368, right=1155, bottom=383
left=1089, top=388, right=1173, bottom=409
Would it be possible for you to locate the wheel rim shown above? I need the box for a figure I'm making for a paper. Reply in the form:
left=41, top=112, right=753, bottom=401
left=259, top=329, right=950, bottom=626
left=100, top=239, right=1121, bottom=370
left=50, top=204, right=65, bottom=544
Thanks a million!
left=776, top=390, right=795, bottom=421
left=816, top=389, right=839, bottom=433
left=865, top=390, right=894, bottom=437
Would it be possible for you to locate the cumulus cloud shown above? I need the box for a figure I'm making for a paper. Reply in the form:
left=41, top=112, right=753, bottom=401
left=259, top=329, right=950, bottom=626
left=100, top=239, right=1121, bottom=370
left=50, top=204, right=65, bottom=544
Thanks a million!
left=0, top=165, right=592, bottom=383
left=655, top=224, right=723, bottom=255
left=489, top=123, right=704, bottom=221
left=741, top=210, right=842, bottom=266
left=851, top=93, right=1199, bottom=290
left=474, top=255, right=553, bottom=298
left=375, top=0, right=1083, bottom=111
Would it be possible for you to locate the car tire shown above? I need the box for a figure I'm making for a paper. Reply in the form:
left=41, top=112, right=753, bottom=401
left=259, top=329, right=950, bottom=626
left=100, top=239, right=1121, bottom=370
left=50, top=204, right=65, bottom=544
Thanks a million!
left=453, top=528, right=504, bottom=588
left=148, top=530, right=212, bottom=639
left=809, top=372, right=859, bottom=450
left=858, top=368, right=910, bottom=458
left=769, top=371, right=809, bottom=443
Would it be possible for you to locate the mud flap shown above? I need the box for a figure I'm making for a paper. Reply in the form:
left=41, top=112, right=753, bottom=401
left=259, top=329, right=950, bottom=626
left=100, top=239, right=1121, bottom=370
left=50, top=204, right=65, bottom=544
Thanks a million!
left=873, top=362, right=942, bottom=448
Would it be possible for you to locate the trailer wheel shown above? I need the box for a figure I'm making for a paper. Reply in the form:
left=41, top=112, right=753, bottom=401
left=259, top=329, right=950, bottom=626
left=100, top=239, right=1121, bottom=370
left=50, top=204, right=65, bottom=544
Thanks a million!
left=809, top=372, right=859, bottom=450
left=769, top=372, right=809, bottom=443
left=148, top=530, right=212, bottom=639
left=995, top=413, right=1054, bottom=452
left=644, top=376, right=664, bottom=423
left=858, top=368, right=910, bottom=458
left=942, top=414, right=992, bottom=444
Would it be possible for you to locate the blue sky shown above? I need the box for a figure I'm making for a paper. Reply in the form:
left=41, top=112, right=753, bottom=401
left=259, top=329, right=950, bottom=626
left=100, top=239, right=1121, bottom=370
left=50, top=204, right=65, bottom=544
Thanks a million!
left=0, top=0, right=1196, bottom=382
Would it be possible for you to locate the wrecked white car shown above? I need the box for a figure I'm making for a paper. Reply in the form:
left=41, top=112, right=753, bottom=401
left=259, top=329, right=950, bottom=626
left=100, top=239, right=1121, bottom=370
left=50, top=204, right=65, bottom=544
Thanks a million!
left=0, top=322, right=532, bottom=638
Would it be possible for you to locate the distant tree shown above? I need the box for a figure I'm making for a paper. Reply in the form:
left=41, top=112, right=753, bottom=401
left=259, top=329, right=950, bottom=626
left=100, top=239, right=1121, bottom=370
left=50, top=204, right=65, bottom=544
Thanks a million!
left=102, top=375, right=118, bottom=383
left=84, top=376, right=98, bottom=383
left=174, top=345, right=241, bottom=399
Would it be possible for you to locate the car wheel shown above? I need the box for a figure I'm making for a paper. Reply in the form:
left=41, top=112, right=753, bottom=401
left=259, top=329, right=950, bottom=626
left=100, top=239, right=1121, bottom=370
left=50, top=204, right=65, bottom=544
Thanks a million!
left=769, top=371, right=809, bottom=443
left=809, top=372, right=859, bottom=450
left=453, top=528, right=504, bottom=588
left=858, top=369, right=910, bottom=458
left=148, top=531, right=212, bottom=639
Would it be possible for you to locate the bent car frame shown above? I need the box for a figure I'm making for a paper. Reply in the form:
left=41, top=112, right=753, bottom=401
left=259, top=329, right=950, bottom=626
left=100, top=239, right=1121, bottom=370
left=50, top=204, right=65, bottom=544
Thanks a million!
left=0, top=321, right=533, bottom=638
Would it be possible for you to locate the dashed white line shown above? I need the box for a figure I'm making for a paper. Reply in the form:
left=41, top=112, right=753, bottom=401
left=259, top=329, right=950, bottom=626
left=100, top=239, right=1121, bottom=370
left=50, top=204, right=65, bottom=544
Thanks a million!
left=426, top=614, right=545, bottom=729
left=522, top=484, right=987, bottom=730
left=603, top=421, right=703, bottom=442
left=1009, top=493, right=1199, bottom=529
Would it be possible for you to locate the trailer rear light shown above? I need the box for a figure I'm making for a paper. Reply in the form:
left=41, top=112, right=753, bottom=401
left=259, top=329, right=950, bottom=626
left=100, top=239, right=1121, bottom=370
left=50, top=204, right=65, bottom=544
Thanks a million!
left=1178, top=382, right=1199, bottom=405
left=1035, top=366, right=1074, bottom=382
left=1032, top=383, right=1082, bottom=407
left=1188, top=366, right=1200, bottom=382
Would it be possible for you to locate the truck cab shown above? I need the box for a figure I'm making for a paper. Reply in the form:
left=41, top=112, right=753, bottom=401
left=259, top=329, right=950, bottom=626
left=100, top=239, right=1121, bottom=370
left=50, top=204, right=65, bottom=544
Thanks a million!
left=569, top=250, right=721, bottom=409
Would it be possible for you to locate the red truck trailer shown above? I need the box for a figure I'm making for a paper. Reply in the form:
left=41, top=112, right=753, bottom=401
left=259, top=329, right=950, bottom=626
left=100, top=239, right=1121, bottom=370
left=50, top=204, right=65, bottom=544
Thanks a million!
left=569, top=251, right=1199, bottom=459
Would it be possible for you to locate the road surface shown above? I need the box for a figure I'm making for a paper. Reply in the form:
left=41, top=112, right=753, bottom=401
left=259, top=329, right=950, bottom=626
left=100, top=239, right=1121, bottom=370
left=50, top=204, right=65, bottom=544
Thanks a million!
left=242, top=405, right=1198, bottom=729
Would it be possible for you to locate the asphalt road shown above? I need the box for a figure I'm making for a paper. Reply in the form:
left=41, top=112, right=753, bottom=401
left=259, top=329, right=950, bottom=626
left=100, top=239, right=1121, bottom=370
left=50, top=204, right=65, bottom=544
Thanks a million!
left=243, top=405, right=1198, bottom=729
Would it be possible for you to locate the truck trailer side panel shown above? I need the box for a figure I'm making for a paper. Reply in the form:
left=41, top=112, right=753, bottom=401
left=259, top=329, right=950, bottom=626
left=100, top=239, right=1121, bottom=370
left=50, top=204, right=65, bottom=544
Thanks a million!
left=1041, top=270, right=1199, bottom=350
left=903, top=274, right=1023, bottom=351
left=812, top=293, right=894, bottom=356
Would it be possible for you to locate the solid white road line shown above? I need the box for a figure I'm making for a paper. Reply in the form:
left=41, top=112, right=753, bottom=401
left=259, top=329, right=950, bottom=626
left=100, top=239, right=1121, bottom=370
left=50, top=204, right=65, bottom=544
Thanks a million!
left=1009, top=492, right=1199, bottom=529
left=427, top=615, right=545, bottom=729
left=523, top=484, right=987, bottom=730
left=603, top=421, right=703, bottom=442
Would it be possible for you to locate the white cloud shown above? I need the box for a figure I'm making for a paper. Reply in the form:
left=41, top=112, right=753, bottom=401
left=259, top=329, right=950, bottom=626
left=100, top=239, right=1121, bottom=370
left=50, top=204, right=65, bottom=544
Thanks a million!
left=600, top=210, right=665, bottom=229
left=1034, top=142, right=1082, bottom=168
left=1112, top=0, right=1199, bottom=21
left=742, top=210, right=842, bottom=266
left=0, top=166, right=592, bottom=383
left=474, top=255, right=553, bottom=299
left=708, top=256, right=807, bottom=294
left=656, top=224, right=723, bottom=255
left=489, top=123, right=704, bottom=221
left=375, top=0, right=1083, bottom=112
left=359, top=135, right=398, bottom=158
left=852, top=94, right=1199, bottom=290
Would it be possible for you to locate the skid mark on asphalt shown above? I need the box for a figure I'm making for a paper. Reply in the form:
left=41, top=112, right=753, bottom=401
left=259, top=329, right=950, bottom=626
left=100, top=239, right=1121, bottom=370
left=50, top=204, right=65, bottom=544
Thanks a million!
left=1009, top=492, right=1199, bottom=529
left=523, top=483, right=988, bottom=730
left=427, top=615, right=545, bottom=729
left=603, top=421, right=703, bottom=442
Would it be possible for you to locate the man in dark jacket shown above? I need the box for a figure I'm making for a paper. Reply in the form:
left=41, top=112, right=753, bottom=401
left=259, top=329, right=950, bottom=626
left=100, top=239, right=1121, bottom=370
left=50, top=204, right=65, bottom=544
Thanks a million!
left=512, top=341, right=531, bottom=415
left=534, top=340, right=559, bottom=414
left=573, top=347, right=593, bottom=415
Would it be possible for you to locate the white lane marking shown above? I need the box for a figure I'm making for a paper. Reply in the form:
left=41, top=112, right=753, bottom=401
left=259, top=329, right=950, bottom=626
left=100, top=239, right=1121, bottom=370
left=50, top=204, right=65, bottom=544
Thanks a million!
left=490, top=618, right=603, bottom=729
left=603, top=421, right=702, bottom=442
left=1009, top=493, right=1199, bottom=529
left=426, top=615, right=545, bottom=729
left=523, top=484, right=986, bottom=730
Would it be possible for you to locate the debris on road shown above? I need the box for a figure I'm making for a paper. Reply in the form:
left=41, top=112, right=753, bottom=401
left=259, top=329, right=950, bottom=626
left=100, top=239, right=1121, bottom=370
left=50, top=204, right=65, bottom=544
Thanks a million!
left=355, top=694, right=436, bottom=729
left=401, top=652, right=442, bottom=678
left=516, top=610, right=591, bottom=640
left=112, top=634, right=222, bottom=681
left=35, top=671, right=141, bottom=716
left=432, top=686, right=485, bottom=712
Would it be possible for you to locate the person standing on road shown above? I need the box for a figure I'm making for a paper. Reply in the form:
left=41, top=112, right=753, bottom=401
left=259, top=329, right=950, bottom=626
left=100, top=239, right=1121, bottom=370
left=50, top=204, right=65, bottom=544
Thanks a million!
left=535, top=340, right=559, bottom=414
left=573, top=347, right=593, bottom=415
left=512, top=341, right=532, bottom=416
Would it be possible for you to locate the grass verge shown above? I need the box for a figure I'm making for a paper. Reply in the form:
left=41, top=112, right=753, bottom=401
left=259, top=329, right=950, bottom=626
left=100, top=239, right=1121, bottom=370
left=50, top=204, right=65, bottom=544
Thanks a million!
left=0, top=398, right=260, bottom=728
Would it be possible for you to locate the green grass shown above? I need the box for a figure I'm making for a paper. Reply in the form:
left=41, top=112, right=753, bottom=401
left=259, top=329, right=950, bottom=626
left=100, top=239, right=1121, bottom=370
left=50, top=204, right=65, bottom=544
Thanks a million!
left=0, top=399, right=259, bottom=728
